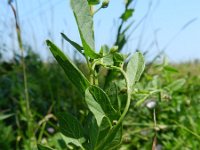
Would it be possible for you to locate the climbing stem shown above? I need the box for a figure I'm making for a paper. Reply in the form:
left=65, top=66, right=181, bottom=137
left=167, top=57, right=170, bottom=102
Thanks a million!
left=109, top=66, right=131, bottom=126
left=95, top=65, right=131, bottom=149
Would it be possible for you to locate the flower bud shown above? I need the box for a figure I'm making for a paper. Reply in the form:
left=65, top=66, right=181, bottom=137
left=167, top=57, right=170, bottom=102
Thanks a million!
left=102, top=0, right=110, bottom=8
left=110, top=45, right=118, bottom=53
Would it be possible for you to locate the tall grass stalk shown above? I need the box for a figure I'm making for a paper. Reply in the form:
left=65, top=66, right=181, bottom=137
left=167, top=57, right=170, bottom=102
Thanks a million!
left=9, top=1, right=36, bottom=149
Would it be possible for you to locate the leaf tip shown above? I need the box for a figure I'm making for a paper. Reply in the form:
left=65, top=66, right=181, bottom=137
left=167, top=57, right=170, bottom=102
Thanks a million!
left=46, top=40, right=51, bottom=46
left=60, top=32, right=64, bottom=36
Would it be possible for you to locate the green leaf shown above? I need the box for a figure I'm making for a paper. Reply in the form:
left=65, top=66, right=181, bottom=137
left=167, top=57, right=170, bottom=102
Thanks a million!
left=99, top=45, right=109, bottom=56
left=84, top=113, right=99, bottom=149
left=57, top=113, right=86, bottom=149
left=61, top=33, right=83, bottom=54
left=126, top=52, right=145, bottom=88
left=113, top=53, right=124, bottom=62
left=0, top=113, right=13, bottom=121
left=45, top=133, right=67, bottom=149
left=84, top=114, right=116, bottom=149
left=96, top=117, right=111, bottom=145
left=102, top=126, right=122, bottom=150
left=37, top=144, right=55, bottom=150
left=71, top=0, right=100, bottom=59
left=96, top=124, right=122, bottom=150
left=106, top=82, right=120, bottom=112
left=57, top=112, right=84, bottom=139
left=85, top=85, right=117, bottom=126
left=46, top=40, right=90, bottom=95
left=102, top=54, right=114, bottom=66
left=87, top=0, right=100, bottom=5
left=113, top=53, right=125, bottom=67
left=60, top=133, right=86, bottom=149
left=99, top=46, right=114, bottom=66
left=164, top=65, right=178, bottom=73
left=120, top=9, right=134, bottom=21
left=165, top=79, right=186, bottom=92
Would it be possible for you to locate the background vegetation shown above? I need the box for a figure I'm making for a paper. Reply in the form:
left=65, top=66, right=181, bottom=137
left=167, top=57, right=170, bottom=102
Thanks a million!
left=0, top=0, right=200, bottom=149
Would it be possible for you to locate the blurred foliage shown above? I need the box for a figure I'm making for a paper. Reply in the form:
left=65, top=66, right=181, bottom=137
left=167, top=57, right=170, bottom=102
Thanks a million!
left=120, top=60, right=200, bottom=149
left=0, top=49, right=200, bottom=149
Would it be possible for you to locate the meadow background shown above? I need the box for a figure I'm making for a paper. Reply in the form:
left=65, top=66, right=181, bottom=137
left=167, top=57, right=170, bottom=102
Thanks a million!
left=0, top=0, right=200, bottom=149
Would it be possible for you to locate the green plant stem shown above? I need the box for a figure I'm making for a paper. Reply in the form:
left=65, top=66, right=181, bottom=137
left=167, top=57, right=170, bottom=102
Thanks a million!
left=86, top=57, right=93, bottom=84
left=101, top=65, right=131, bottom=125
left=152, top=92, right=160, bottom=149
left=91, top=60, right=100, bottom=85
left=35, top=113, right=58, bottom=131
left=90, top=5, right=94, bottom=15
left=86, top=57, right=96, bottom=85
left=38, top=122, right=46, bottom=143
left=95, top=66, right=130, bottom=150
left=153, top=109, right=157, bottom=128
left=9, top=0, right=31, bottom=117
left=109, top=66, right=131, bottom=125
left=21, top=49, right=30, bottom=112
left=135, top=89, right=162, bottom=107
left=9, top=1, right=35, bottom=147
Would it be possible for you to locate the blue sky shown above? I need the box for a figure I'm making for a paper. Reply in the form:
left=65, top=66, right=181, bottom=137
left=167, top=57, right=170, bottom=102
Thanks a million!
left=0, top=0, right=200, bottom=62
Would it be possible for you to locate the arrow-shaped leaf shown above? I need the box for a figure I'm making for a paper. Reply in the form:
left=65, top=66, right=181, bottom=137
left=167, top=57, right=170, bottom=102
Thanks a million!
left=46, top=40, right=90, bottom=95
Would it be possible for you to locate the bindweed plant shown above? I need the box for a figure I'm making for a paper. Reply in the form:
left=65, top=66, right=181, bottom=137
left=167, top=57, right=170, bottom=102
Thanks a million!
left=38, top=0, right=145, bottom=149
